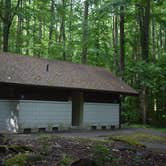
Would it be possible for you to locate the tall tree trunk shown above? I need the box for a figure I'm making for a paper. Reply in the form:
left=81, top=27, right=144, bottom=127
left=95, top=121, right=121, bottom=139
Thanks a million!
left=120, top=5, right=125, bottom=79
left=0, top=0, right=21, bottom=52
left=16, top=0, right=22, bottom=54
left=139, top=0, right=150, bottom=62
left=112, top=15, right=119, bottom=74
left=24, top=0, right=30, bottom=55
left=3, top=0, right=11, bottom=52
left=68, top=0, right=73, bottom=60
left=33, top=15, right=36, bottom=56
left=151, top=17, right=155, bottom=61
left=59, top=0, right=66, bottom=60
left=62, top=15, right=66, bottom=60
left=25, top=17, right=30, bottom=55
left=37, top=21, right=42, bottom=57
left=82, top=0, right=89, bottom=64
left=48, top=0, right=55, bottom=56
left=138, top=0, right=150, bottom=124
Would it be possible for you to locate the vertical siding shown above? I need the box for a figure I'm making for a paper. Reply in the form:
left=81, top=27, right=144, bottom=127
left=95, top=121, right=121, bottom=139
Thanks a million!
left=19, top=100, right=72, bottom=129
left=83, top=103, right=119, bottom=127
left=0, top=100, right=19, bottom=133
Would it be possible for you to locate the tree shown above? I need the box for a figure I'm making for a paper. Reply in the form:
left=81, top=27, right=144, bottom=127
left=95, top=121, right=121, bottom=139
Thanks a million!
left=137, top=0, right=151, bottom=124
left=0, top=0, right=165, bottom=126
left=0, top=0, right=21, bottom=52
left=120, top=5, right=125, bottom=79
left=82, top=0, right=89, bottom=64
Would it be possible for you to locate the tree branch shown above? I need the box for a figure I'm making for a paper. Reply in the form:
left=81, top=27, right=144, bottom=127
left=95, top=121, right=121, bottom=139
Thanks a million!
left=11, top=0, right=21, bottom=21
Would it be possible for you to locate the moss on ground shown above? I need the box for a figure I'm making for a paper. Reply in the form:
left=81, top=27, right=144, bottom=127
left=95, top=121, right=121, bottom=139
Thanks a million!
left=5, top=153, right=42, bottom=166
left=109, top=132, right=166, bottom=146
left=60, top=154, right=75, bottom=166
left=124, top=124, right=166, bottom=132
left=109, top=136, right=145, bottom=147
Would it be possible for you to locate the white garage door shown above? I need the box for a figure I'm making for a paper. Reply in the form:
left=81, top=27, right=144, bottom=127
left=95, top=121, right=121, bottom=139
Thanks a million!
left=83, top=103, right=119, bottom=127
left=19, top=100, right=72, bottom=128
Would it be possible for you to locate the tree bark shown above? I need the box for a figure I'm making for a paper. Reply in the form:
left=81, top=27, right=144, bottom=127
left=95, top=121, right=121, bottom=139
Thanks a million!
left=138, top=0, right=151, bottom=124
left=3, top=0, right=11, bottom=52
left=16, top=0, right=23, bottom=54
left=112, top=15, right=119, bottom=74
left=139, top=0, right=150, bottom=62
left=68, top=0, right=73, bottom=60
left=59, top=0, right=66, bottom=60
left=0, top=0, right=21, bottom=52
left=48, top=0, right=55, bottom=56
left=82, top=0, right=89, bottom=64
left=120, top=5, right=125, bottom=79
left=140, top=87, right=148, bottom=124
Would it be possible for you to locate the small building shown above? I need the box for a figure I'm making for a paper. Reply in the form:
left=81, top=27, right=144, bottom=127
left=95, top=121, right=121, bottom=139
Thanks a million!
left=0, top=52, right=137, bottom=133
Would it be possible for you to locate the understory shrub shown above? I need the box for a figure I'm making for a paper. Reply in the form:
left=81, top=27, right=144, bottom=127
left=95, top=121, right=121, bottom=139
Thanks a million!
left=5, top=153, right=42, bottom=166
left=93, top=144, right=113, bottom=166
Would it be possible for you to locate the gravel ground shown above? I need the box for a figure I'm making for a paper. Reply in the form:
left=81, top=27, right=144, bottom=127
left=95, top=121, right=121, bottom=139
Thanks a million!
left=10, top=128, right=166, bottom=151
left=1, top=128, right=166, bottom=166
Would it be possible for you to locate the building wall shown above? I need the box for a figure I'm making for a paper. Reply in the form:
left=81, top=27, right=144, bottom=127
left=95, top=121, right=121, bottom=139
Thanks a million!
left=0, top=100, right=120, bottom=132
left=0, top=100, right=19, bottom=133
left=83, top=103, right=119, bottom=128
left=19, top=100, right=72, bottom=130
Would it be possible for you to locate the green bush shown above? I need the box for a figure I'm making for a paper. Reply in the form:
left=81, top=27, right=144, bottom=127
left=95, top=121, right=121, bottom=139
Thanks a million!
left=122, top=109, right=141, bottom=124
left=121, top=96, right=141, bottom=124
left=61, top=154, right=74, bottom=166
left=5, top=153, right=42, bottom=166
left=93, top=144, right=113, bottom=166
left=148, top=109, right=166, bottom=127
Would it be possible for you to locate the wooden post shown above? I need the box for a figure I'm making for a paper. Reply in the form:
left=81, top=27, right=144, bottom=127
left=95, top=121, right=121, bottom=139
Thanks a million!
left=119, top=95, right=122, bottom=129
left=72, top=92, right=83, bottom=127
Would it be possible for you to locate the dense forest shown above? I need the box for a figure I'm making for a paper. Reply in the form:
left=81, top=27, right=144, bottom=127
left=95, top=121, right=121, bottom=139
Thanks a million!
left=0, top=0, right=165, bottom=126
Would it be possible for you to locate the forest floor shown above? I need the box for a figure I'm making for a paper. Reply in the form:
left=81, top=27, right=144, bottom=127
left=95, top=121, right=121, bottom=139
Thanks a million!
left=0, top=128, right=166, bottom=166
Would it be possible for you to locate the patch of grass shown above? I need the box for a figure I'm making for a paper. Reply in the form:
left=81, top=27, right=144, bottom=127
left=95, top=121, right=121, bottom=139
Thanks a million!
left=124, top=123, right=166, bottom=132
left=126, top=124, right=151, bottom=128
left=41, top=144, right=51, bottom=155
left=37, top=134, right=52, bottom=142
left=131, top=132, right=166, bottom=143
left=5, top=153, right=42, bottom=166
left=109, top=136, right=145, bottom=147
left=109, top=132, right=166, bottom=146
left=61, top=154, right=75, bottom=166
left=93, top=144, right=113, bottom=166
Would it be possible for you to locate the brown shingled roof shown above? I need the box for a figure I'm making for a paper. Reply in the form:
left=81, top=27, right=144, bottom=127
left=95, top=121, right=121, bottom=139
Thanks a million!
left=0, top=52, right=138, bottom=95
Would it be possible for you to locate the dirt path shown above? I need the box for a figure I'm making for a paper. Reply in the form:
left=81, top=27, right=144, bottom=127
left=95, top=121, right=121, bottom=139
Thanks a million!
left=11, top=128, right=166, bottom=152
left=56, top=128, right=166, bottom=138
left=55, top=128, right=166, bottom=152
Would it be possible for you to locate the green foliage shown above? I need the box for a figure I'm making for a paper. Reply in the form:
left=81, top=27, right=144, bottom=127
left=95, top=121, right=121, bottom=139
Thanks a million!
left=5, top=154, right=27, bottom=166
left=93, top=144, right=113, bottom=165
left=5, top=153, right=42, bottom=166
left=124, top=57, right=166, bottom=126
left=124, top=123, right=166, bottom=132
left=0, top=0, right=165, bottom=126
left=61, top=154, right=74, bottom=166
left=109, top=132, right=166, bottom=146
left=109, top=135, right=145, bottom=147
left=37, top=134, right=51, bottom=142
left=122, top=97, right=141, bottom=124
left=122, top=109, right=141, bottom=124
